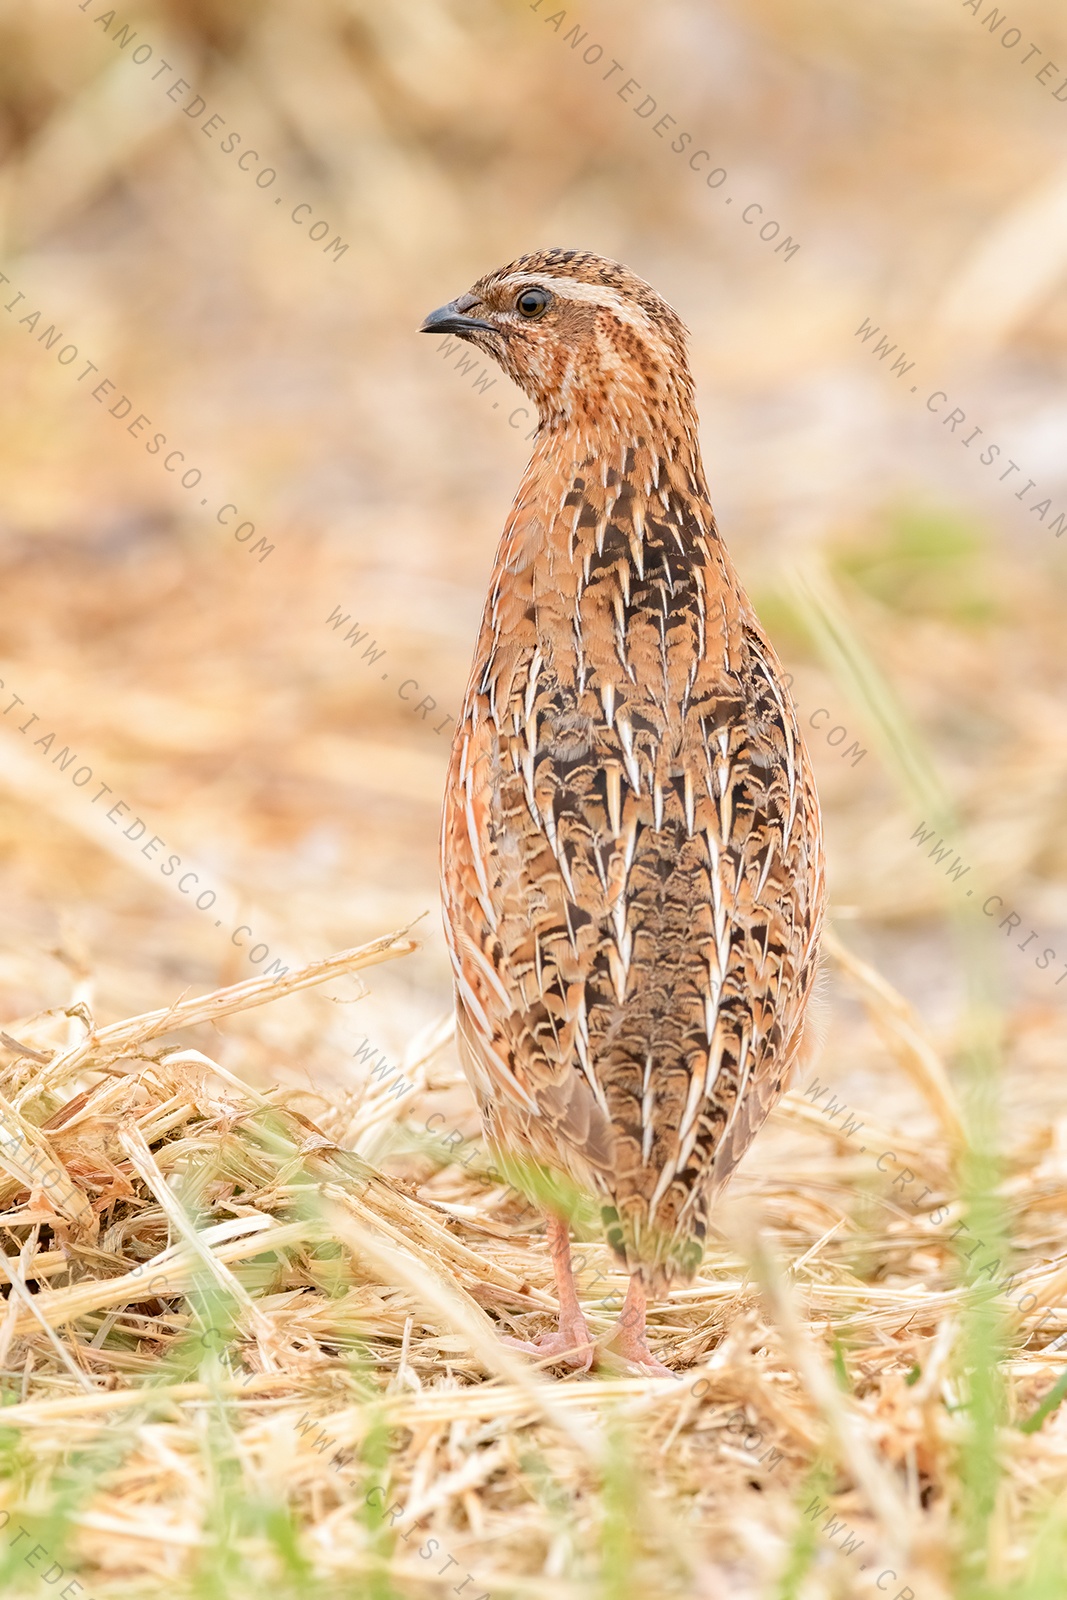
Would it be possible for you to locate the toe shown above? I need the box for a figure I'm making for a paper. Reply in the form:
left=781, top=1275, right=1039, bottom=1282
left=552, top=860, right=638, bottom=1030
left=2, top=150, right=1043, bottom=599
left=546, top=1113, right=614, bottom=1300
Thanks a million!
left=624, top=1352, right=679, bottom=1380
left=499, top=1322, right=596, bottom=1371
left=499, top=1333, right=548, bottom=1357
left=601, top=1329, right=679, bottom=1379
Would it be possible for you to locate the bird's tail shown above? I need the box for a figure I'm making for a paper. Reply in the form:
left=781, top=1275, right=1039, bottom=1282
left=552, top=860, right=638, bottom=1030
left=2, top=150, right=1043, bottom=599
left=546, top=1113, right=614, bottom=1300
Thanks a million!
left=600, top=1198, right=706, bottom=1293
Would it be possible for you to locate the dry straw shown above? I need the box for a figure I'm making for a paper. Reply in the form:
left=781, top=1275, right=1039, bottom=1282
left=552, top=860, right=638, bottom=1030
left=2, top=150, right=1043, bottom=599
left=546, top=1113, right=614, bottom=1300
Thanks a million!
left=0, top=926, right=1060, bottom=1598
left=0, top=4, right=1066, bottom=1589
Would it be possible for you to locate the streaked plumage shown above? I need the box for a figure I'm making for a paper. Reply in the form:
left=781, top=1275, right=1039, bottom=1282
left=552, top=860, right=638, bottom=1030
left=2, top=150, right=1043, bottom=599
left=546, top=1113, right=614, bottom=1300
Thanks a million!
left=421, top=249, right=825, bottom=1373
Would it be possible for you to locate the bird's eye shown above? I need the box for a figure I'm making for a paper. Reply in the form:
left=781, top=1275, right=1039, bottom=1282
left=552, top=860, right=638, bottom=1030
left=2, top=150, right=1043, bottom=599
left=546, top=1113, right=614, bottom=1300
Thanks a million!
left=515, top=286, right=552, bottom=319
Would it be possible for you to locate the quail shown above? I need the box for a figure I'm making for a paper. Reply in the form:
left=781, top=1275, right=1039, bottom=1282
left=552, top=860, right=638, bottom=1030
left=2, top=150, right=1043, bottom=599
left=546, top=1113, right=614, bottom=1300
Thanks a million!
left=421, top=250, right=825, bottom=1375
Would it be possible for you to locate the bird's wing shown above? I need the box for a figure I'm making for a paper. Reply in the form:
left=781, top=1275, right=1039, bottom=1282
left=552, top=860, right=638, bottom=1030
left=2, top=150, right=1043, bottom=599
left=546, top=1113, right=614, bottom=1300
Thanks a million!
left=441, top=487, right=824, bottom=1224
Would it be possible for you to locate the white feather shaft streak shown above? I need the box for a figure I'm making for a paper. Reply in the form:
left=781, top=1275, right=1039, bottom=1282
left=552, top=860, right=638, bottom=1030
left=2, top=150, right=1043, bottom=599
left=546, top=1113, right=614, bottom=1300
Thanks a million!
left=606, top=763, right=622, bottom=835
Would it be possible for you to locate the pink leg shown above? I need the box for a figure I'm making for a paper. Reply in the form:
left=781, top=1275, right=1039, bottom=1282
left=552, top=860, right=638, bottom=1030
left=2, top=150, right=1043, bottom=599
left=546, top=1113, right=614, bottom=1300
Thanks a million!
left=501, top=1214, right=595, bottom=1371
left=603, top=1275, right=676, bottom=1378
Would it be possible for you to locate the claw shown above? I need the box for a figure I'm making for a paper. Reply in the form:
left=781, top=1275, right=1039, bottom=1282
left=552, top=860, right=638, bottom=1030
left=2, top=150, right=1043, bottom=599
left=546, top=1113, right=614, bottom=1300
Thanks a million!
left=500, top=1320, right=596, bottom=1372
left=601, top=1273, right=678, bottom=1378
left=601, top=1329, right=678, bottom=1379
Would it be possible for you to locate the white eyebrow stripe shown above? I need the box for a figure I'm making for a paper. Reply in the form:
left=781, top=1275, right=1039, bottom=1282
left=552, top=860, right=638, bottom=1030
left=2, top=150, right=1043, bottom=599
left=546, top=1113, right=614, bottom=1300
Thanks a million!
left=501, top=274, right=652, bottom=330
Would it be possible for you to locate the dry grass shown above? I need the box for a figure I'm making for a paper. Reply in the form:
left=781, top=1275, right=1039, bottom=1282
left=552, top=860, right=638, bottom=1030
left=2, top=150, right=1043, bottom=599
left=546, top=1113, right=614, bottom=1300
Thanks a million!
left=0, top=919, right=1064, bottom=1598
left=2, top=0, right=1067, bottom=1595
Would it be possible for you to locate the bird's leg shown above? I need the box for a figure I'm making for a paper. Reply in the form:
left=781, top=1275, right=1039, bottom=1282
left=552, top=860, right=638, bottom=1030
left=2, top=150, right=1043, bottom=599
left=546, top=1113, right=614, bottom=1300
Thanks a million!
left=602, top=1274, right=676, bottom=1378
left=500, top=1213, right=595, bottom=1371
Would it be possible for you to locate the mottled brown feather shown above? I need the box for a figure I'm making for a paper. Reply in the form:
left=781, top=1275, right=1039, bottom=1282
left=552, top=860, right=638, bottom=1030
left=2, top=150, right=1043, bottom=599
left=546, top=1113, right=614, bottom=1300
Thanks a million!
left=435, top=250, right=825, bottom=1290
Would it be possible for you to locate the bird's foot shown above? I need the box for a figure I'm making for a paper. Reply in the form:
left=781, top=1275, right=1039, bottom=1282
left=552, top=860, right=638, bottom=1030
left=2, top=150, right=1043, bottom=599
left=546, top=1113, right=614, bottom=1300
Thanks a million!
left=602, top=1328, right=678, bottom=1379
left=500, top=1314, right=596, bottom=1372
left=600, top=1316, right=679, bottom=1379
left=599, top=1275, right=680, bottom=1378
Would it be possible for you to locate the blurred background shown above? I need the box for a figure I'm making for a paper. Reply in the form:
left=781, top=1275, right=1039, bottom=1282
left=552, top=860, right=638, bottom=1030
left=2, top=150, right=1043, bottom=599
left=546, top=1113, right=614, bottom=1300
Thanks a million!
left=1, top=0, right=1066, bottom=1130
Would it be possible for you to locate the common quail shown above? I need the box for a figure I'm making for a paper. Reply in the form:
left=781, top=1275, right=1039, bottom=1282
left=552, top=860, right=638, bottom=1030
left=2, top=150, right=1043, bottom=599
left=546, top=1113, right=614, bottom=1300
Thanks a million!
left=421, top=250, right=825, bottom=1375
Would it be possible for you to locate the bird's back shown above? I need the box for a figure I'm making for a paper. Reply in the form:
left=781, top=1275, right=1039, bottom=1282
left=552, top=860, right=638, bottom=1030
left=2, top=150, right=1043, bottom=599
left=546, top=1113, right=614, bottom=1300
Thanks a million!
left=442, top=429, right=824, bottom=1288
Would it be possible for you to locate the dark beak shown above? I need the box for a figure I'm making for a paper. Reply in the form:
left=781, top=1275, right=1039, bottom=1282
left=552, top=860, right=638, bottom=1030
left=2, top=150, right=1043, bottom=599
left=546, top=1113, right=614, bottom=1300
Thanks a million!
left=419, top=294, right=494, bottom=339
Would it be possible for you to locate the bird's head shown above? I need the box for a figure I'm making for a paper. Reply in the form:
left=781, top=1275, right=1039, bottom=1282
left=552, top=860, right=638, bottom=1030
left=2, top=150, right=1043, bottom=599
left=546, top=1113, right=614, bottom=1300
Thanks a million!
left=420, top=249, right=696, bottom=436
